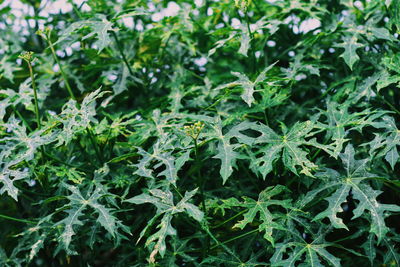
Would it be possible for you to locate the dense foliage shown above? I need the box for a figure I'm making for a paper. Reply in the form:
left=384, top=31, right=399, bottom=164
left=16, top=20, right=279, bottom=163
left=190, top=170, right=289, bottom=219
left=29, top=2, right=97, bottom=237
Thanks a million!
left=1, top=0, right=400, bottom=266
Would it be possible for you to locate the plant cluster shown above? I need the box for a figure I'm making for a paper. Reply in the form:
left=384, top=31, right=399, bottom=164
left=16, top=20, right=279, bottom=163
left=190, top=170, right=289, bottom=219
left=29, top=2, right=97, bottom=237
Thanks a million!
left=0, top=0, right=400, bottom=266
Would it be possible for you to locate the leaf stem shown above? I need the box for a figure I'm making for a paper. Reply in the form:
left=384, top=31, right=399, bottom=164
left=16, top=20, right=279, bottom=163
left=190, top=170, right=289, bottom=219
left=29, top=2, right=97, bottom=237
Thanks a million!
left=26, top=60, right=41, bottom=129
left=194, top=138, right=207, bottom=213
left=86, top=128, right=104, bottom=164
left=209, top=228, right=259, bottom=250
left=111, top=31, right=135, bottom=77
left=40, top=30, right=105, bottom=165
left=373, top=88, right=400, bottom=115
left=43, top=151, right=86, bottom=171
left=211, top=209, right=247, bottom=229
left=43, top=32, right=76, bottom=100
left=243, top=9, right=257, bottom=73
left=201, top=223, right=240, bottom=260
left=12, top=106, right=32, bottom=132
left=0, top=213, right=36, bottom=224
left=67, top=0, right=82, bottom=18
left=172, top=184, right=184, bottom=199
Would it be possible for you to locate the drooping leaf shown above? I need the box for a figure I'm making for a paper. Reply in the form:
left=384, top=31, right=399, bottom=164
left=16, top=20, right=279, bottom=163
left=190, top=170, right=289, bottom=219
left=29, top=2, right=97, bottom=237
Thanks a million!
left=336, top=35, right=363, bottom=70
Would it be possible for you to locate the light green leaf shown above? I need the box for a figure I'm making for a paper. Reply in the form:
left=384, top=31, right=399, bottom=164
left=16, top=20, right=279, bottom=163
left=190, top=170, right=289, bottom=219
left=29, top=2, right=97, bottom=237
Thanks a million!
left=211, top=120, right=257, bottom=183
left=0, top=168, right=29, bottom=201
left=312, top=183, right=351, bottom=230
left=0, top=56, right=16, bottom=82
left=133, top=140, right=179, bottom=185
left=246, top=120, right=331, bottom=178
left=232, top=185, right=291, bottom=245
left=336, top=35, right=363, bottom=70
left=305, top=145, right=400, bottom=243
left=361, top=234, right=376, bottom=266
left=55, top=184, right=124, bottom=252
left=366, top=116, right=400, bottom=169
left=316, top=101, right=385, bottom=156
left=215, top=62, right=277, bottom=107
left=56, top=88, right=107, bottom=145
left=55, top=15, right=114, bottom=52
left=271, top=242, right=341, bottom=267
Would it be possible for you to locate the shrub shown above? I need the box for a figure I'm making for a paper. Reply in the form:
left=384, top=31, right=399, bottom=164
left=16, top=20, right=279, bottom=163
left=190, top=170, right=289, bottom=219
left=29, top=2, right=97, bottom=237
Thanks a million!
left=0, top=0, right=399, bottom=266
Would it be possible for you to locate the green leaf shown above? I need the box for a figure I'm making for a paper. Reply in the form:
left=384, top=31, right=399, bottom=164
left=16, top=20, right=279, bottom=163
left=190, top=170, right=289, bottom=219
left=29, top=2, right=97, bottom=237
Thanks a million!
left=247, top=120, right=331, bottom=178
left=56, top=88, right=107, bottom=145
left=382, top=236, right=400, bottom=266
left=125, top=188, right=203, bottom=262
left=133, top=140, right=179, bottom=185
left=232, top=185, right=291, bottom=245
left=56, top=15, right=114, bottom=52
left=313, top=183, right=351, bottom=230
left=214, top=62, right=277, bottom=107
left=271, top=241, right=341, bottom=267
left=376, top=69, right=400, bottom=91
left=316, top=101, right=385, bottom=156
left=361, top=234, right=376, bottom=266
left=0, top=116, right=57, bottom=200
left=211, top=120, right=257, bottom=183
left=0, top=167, right=29, bottom=201
left=83, top=19, right=113, bottom=52
left=388, top=0, right=400, bottom=32
left=336, top=35, right=363, bottom=70
left=0, top=56, right=16, bottom=82
left=208, top=17, right=270, bottom=57
left=305, top=145, right=400, bottom=243
left=55, top=184, right=125, bottom=252
left=366, top=116, right=400, bottom=169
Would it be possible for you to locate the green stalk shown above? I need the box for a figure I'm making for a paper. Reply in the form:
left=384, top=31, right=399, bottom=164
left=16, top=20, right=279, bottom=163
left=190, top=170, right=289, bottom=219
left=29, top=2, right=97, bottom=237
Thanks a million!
left=209, top=229, right=259, bottom=250
left=243, top=9, right=257, bottom=73
left=263, top=110, right=269, bottom=126
left=0, top=214, right=36, bottom=224
left=43, top=151, right=86, bottom=171
left=194, top=138, right=207, bottom=213
left=12, top=106, right=32, bottom=132
left=201, top=223, right=240, bottom=261
left=67, top=0, right=82, bottom=18
left=26, top=60, right=41, bottom=129
left=86, top=127, right=104, bottom=164
left=211, top=209, right=247, bottom=229
left=373, top=88, right=400, bottom=115
left=193, top=137, right=210, bottom=259
left=172, top=184, right=184, bottom=199
left=19, top=52, right=47, bottom=169
left=47, top=38, right=76, bottom=100
left=39, top=30, right=105, bottom=164
left=38, top=28, right=75, bottom=100
left=111, top=31, right=135, bottom=77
